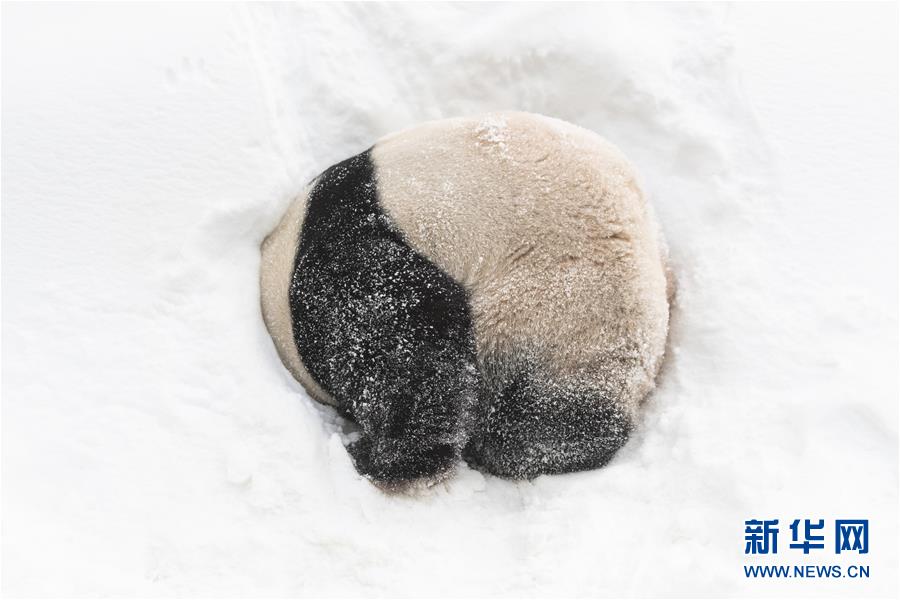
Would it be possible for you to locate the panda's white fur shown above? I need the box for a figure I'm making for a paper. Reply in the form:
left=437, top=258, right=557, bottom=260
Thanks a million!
left=260, top=186, right=336, bottom=407
left=260, top=111, right=670, bottom=483
left=374, top=113, right=669, bottom=416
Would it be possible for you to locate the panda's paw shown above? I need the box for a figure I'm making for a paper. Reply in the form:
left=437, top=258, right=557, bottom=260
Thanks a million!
left=348, top=436, right=459, bottom=487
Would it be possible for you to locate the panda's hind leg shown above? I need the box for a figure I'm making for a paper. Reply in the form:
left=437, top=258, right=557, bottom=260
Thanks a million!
left=340, top=306, right=479, bottom=484
left=464, top=368, right=633, bottom=479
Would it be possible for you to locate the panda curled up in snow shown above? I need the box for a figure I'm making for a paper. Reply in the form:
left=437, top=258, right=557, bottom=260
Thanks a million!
left=261, top=112, right=671, bottom=487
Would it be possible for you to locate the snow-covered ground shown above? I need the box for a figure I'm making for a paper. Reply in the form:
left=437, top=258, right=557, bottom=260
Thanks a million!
left=2, top=3, right=897, bottom=597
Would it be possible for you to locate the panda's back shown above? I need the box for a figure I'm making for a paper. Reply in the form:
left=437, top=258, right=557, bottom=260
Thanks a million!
left=373, top=112, right=669, bottom=413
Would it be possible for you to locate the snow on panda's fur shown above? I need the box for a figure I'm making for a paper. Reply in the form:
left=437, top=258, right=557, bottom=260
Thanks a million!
left=261, top=112, right=670, bottom=485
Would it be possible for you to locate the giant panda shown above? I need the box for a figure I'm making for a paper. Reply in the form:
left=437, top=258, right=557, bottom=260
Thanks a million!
left=260, top=112, right=670, bottom=486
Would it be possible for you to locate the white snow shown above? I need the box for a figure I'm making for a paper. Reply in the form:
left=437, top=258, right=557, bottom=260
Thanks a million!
left=2, top=3, right=897, bottom=597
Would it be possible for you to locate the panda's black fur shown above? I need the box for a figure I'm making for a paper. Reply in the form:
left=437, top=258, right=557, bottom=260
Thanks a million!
left=288, top=148, right=632, bottom=483
left=291, top=150, right=478, bottom=482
